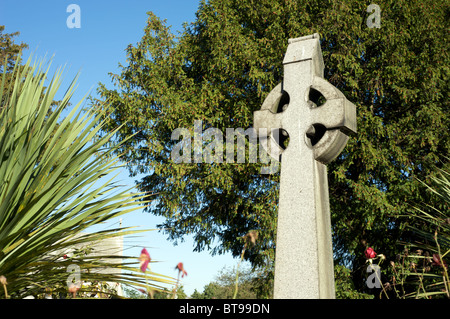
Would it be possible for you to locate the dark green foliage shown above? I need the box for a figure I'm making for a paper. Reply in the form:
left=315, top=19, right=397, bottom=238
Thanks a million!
left=334, top=265, right=373, bottom=299
left=0, top=26, right=28, bottom=108
left=0, top=25, right=27, bottom=73
left=93, top=0, right=449, bottom=296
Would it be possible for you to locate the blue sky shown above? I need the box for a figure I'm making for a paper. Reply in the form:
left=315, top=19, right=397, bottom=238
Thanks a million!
left=0, top=0, right=249, bottom=297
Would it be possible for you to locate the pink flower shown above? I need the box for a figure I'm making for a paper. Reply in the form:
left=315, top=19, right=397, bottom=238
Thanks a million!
left=68, top=285, right=80, bottom=298
left=432, top=254, right=447, bottom=268
left=365, top=247, right=377, bottom=259
left=175, top=262, right=187, bottom=278
left=139, top=248, right=151, bottom=272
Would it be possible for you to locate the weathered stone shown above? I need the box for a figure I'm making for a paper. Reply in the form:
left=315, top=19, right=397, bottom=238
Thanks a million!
left=253, top=33, right=357, bottom=299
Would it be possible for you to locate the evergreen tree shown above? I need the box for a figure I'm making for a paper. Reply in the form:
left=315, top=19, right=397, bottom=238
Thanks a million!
left=0, top=25, right=27, bottom=72
left=92, top=0, right=449, bottom=295
left=0, top=26, right=28, bottom=108
left=191, top=266, right=258, bottom=299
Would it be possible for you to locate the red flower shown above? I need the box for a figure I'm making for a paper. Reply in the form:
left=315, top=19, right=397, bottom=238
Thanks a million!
left=139, top=248, right=151, bottom=272
left=175, top=262, right=188, bottom=278
left=365, top=247, right=377, bottom=259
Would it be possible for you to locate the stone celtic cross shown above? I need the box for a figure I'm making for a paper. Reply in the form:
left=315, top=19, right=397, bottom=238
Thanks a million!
left=253, top=33, right=357, bottom=299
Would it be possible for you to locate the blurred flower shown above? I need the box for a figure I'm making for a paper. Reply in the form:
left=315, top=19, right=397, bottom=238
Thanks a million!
left=365, top=247, right=377, bottom=259
left=68, top=285, right=79, bottom=298
left=431, top=254, right=447, bottom=268
left=432, top=254, right=440, bottom=266
left=138, top=288, right=154, bottom=299
left=176, top=262, right=187, bottom=278
left=139, top=248, right=151, bottom=272
left=243, top=230, right=258, bottom=246
left=1, top=276, right=9, bottom=299
left=403, top=247, right=409, bottom=257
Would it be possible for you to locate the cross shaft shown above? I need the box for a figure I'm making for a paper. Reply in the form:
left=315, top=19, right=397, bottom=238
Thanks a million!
left=253, top=34, right=357, bottom=298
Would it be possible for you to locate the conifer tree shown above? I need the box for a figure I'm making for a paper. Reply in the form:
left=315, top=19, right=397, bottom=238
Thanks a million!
left=93, top=0, right=449, bottom=294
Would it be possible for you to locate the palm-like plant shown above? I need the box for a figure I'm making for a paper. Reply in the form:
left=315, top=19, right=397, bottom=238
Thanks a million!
left=387, top=166, right=450, bottom=299
left=0, top=55, right=174, bottom=298
left=405, top=167, right=450, bottom=298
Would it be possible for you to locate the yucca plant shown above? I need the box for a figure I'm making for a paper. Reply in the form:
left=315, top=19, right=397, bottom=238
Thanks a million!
left=0, top=55, right=175, bottom=298
left=388, top=166, right=450, bottom=299
left=406, top=167, right=450, bottom=298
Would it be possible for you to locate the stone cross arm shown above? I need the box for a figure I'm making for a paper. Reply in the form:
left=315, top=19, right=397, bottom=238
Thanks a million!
left=254, top=75, right=357, bottom=164
left=252, top=33, right=358, bottom=299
